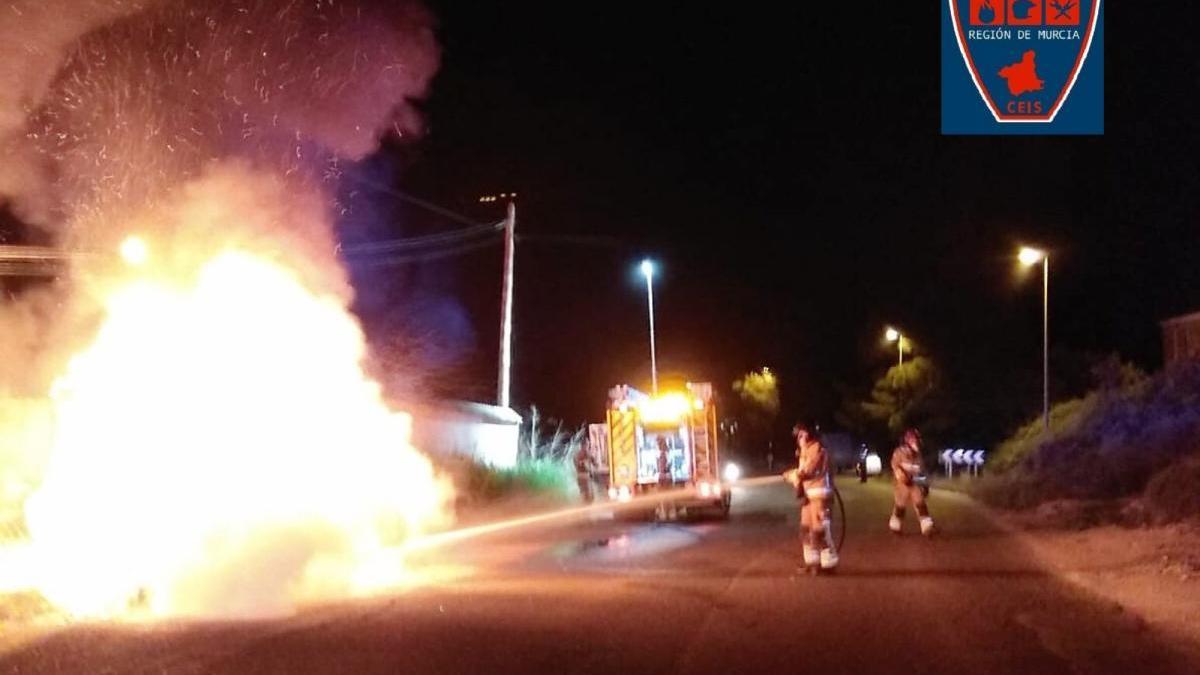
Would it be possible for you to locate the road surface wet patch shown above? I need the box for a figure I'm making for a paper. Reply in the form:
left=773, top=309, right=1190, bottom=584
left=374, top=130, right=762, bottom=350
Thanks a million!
left=550, top=524, right=705, bottom=567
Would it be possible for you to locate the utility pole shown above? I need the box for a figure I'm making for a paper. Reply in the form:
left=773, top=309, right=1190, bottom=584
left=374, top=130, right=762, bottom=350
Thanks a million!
left=497, top=201, right=516, bottom=408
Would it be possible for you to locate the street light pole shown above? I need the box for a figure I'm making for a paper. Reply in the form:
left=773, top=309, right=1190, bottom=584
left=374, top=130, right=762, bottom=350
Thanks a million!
left=641, top=259, right=658, bottom=395
left=1041, top=255, right=1050, bottom=432
left=1019, top=247, right=1050, bottom=432
left=886, top=327, right=904, bottom=367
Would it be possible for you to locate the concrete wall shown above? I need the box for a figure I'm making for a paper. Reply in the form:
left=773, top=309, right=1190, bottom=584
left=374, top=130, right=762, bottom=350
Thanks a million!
left=1162, top=312, right=1200, bottom=366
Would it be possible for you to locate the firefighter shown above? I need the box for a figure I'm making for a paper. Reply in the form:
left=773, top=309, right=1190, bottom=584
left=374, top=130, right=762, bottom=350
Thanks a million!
left=655, top=436, right=677, bottom=520
left=890, top=428, right=935, bottom=536
left=574, top=436, right=595, bottom=503
left=787, top=422, right=838, bottom=571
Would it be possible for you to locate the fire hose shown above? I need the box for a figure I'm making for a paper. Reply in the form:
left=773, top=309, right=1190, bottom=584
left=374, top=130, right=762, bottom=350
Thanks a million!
left=828, top=485, right=847, bottom=553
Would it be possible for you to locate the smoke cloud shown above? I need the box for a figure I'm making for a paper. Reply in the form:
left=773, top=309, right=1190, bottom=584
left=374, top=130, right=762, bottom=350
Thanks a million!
left=0, top=0, right=441, bottom=378
left=12, top=0, right=435, bottom=247
left=0, top=0, right=159, bottom=224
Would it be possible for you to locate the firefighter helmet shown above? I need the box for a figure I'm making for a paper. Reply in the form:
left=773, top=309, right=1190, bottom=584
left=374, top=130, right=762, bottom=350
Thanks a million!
left=903, top=428, right=922, bottom=446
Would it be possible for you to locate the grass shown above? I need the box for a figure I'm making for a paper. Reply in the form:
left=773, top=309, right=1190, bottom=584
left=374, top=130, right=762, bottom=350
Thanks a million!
left=443, top=405, right=585, bottom=507
left=462, top=457, right=575, bottom=503
left=1143, top=455, right=1200, bottom=525
left=928, top=474, right=979, bottom=495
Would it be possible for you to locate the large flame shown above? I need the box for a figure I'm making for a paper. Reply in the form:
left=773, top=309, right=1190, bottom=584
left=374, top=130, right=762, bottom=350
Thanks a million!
left=0, top=0, right=452, bottom=621
left=12, top=242, right=453, bottom=619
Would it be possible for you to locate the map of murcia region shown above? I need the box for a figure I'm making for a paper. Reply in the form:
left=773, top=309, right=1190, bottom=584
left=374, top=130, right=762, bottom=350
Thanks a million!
left=998, top=50, right=1044, bottom=96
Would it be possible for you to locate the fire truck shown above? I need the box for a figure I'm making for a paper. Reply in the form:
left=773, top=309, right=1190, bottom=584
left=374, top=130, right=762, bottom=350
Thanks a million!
left=594, top=381, right=730, bottom=517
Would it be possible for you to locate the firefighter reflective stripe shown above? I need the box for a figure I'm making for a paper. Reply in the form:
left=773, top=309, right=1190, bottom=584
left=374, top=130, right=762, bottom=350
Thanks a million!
left=607, top=409, right=638, bottom=488
left=691, top=408, right=710, bottom=480
left=806, top=486, right=832, bottom=499
left=691, top=405, right=717, bottom=481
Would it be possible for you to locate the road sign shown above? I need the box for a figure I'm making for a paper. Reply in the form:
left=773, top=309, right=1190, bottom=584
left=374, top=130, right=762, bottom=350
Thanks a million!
left=941, top=448, right=987, bottom=477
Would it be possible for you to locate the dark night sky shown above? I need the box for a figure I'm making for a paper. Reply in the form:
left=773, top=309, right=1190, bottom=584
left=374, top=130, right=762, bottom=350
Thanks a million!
left=352, top=2, right=1200, bottom=442
left=4, top=3, right=1194, bottom=445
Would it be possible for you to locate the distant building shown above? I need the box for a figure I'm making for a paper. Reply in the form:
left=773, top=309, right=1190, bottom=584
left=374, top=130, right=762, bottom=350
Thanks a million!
left=404, top=399, right=522, bottom=469
left=1160, top=311, right=1200, bottom=366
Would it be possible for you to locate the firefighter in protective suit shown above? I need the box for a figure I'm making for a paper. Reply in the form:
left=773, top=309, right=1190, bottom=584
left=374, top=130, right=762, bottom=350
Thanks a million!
left=786, top=423, right=838, bottom=571
left=890, top=428, right=935, bottom=536
left=655, top=436, right=678, bottom=520
left=574, top=437, right=595, bottom=503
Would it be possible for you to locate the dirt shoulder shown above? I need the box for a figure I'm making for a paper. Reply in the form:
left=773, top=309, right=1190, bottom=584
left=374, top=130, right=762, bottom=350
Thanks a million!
left=933, top=488, right=1200, bottom=660
left=1012, top=516, right=1200, bottom=659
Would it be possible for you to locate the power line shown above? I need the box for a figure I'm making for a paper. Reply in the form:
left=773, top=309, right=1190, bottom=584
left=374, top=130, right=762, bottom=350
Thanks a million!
left=352, top=236, right=502, bottom=268
left=345, top=177, right=488, bottom=228
left=339, top=219, right=505, bottom=255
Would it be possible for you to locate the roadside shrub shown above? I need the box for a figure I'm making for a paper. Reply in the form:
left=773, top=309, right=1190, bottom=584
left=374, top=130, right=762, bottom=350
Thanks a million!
left=462, top=457, right=574, bottom=502
left=506, top=458, right=575, bottom=494
left=1143, top=454, right=1200, bottom=524
left=975, top=361, right=1200, bottom=508
left=972, top=470, right=1046, bottom=510
left=518, top=406, right=583, bottom=462
left=989, top=398, right=1088, bottom=471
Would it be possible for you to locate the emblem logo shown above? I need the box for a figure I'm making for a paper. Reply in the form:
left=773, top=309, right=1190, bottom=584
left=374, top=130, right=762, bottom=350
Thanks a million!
left=943, top=0, right=1103, bottom=133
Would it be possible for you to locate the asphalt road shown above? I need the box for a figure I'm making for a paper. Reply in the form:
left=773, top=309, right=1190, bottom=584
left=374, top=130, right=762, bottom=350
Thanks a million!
left=2, top=479, right=1198, bottom=674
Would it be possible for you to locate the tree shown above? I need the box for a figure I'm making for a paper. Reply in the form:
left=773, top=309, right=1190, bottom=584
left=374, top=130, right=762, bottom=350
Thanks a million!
left=731, top=368, right=780, bottom=456
left=857, top=356, right=954, bottom=440
left=834, top=380, right=879, bottom=445
left=733, top=367, right=780, bottom=422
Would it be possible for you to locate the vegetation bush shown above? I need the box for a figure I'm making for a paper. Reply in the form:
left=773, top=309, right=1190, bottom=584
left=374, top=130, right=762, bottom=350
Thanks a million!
left=458, top=405, right=582, bottom=503
left=1143, top=454, right=1200, bottom=524
left=463, top=458, right=574, bottom=502
left=975, top=361, right=1200, bottom=508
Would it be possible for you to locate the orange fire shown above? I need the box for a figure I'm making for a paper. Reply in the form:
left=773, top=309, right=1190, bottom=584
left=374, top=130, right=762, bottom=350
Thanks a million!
left=8, top=240, right=453, bottom=619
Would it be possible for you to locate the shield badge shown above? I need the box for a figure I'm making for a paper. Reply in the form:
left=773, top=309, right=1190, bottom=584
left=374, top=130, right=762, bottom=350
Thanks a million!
left=948, top=0, right=1101, bottom=123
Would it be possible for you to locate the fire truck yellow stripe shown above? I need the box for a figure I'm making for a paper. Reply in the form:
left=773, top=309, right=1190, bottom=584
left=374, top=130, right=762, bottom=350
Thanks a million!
left=608, top=409, right=637, bottom=487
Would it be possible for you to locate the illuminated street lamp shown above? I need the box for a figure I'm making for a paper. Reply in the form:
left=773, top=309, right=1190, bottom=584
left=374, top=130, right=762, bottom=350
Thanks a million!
left=640, top=259, right=658, bottom=395
left=1019, top=246, right=1050, bottom=432
left=120, top=236, right=149, bottom=267
left=885, top=327, right=906, bottom=366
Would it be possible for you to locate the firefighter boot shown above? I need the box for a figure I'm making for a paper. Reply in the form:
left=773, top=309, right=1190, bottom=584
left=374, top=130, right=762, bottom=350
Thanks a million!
left=802, top=544, right=820, bottom=568
left=920, top=516, right=936, bottom=537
